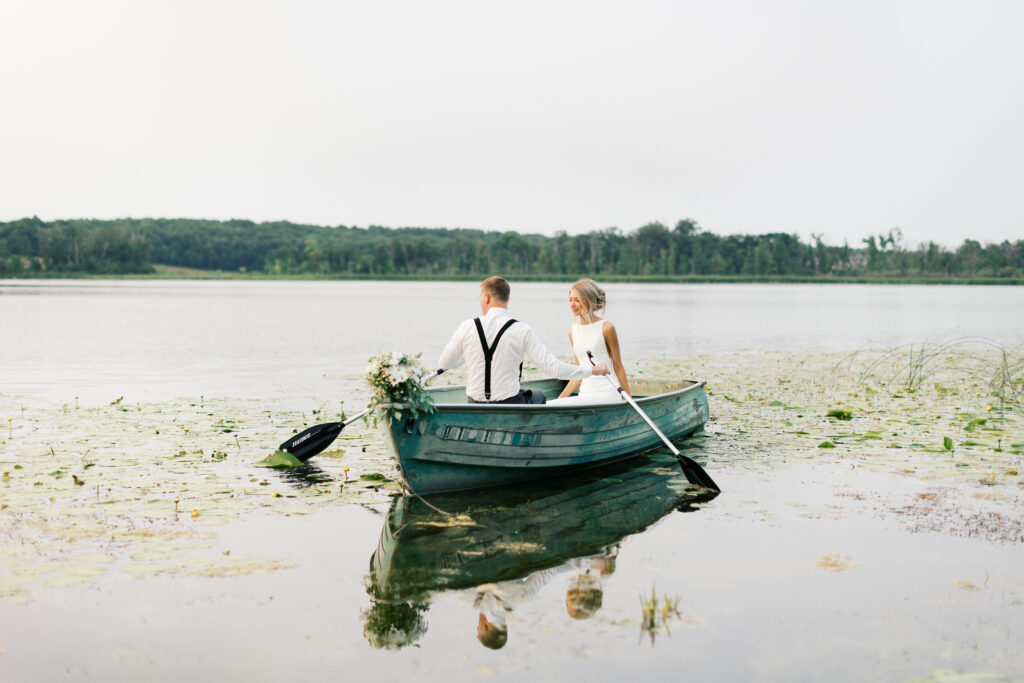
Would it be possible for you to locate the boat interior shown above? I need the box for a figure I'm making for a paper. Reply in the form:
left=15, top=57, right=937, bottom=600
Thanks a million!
left=425, top=377, right=702, bottom=405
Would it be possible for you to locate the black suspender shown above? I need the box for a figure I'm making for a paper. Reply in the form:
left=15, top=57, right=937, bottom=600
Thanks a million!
left=473, top=317, right=518, bottom=400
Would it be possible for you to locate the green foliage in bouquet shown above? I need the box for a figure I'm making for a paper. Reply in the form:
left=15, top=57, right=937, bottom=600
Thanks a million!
left=364, top=351, right=436, bottom=424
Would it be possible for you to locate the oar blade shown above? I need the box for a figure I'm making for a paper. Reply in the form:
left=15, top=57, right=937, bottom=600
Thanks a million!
left=279, top=422, right=344, bottom=462
left=674, top=452, right=720, bottom=492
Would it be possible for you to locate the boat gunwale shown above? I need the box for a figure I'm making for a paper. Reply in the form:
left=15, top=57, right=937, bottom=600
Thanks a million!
left=382, top=377, right=706, bottom=414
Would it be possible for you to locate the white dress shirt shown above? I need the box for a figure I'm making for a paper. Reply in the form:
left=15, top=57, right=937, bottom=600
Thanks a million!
left=438, top=307, right=593, bottom=402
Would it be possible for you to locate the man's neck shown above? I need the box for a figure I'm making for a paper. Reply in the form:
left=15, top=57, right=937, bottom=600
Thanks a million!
left=482, top=305, right=508, bottom=316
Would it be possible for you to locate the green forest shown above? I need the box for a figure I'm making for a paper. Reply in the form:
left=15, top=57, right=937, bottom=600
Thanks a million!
left=0, top=216, right=1021, bottom=282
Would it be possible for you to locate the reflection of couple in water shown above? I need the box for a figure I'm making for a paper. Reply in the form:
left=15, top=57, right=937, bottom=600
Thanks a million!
left=472, top=546, right=619, bottom=650
left=362, top=546, right=619, bottom=651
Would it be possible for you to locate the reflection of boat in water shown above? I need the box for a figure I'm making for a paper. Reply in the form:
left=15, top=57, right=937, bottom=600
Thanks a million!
left=369, top=451, right=718, bottom=603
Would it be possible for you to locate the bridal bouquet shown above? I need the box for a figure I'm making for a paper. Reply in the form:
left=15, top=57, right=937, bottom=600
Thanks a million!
left=364, top=351, right=436, bottom=422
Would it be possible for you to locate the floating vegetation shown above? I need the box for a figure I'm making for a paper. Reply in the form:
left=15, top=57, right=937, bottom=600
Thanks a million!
left=2, top=343, right=1021, bottom=605
left=0, top=392, right=395, bottom=603
left=256, top=451, right=305, bottom=469
left=815, top=554, right=858, bottom=572
left=643, top=344, right=1023, bottom=543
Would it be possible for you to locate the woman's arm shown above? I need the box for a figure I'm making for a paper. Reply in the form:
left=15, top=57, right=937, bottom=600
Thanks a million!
left=558, top=330, right=583, bottom=399
left=603, top=322, right=630, bottom=396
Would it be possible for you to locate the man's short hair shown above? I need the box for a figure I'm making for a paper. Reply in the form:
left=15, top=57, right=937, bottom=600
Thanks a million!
left=477, top=622, right=508, bottom=650
left=481, top=276, right=510, bottom=303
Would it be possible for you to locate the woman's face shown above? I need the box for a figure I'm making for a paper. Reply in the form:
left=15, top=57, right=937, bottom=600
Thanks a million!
left=568, top=289, right=585, bottom=318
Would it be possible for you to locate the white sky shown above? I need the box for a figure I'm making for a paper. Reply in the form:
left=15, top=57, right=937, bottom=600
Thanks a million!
left=1, top=0, right=1021, bottom=248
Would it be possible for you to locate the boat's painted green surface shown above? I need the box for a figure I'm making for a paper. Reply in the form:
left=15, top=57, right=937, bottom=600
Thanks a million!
left=380, top=377, right=709, bottom=495
left=369, top=452, right=718, bottom=603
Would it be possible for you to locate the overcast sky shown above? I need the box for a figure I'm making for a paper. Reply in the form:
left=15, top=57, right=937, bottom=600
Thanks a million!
left=2, top=0, right=1021, bottom=248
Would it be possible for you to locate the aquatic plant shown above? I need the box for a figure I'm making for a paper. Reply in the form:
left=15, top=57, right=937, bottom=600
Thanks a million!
left=639, top=583, right=681, bottom=644
left=842, top=335, right=1023, bottom=406
left=255, top=450, right=305, bottom=470
left=841, top=331, right=969, bottom=391
left=980, top=345, right=1024, bottom=410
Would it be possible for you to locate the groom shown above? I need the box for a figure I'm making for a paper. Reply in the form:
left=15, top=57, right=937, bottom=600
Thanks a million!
left=438, top=276, right=608, bottom=404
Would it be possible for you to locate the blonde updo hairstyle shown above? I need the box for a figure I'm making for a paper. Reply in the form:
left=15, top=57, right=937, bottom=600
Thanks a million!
left=570, top=278, right=606, bottom=323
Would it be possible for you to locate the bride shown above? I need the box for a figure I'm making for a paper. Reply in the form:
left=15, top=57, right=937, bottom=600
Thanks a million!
left=548, top=279, right=631, bottom=406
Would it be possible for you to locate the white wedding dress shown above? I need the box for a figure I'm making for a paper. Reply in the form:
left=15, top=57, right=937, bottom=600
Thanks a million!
left=547, top=320, right=623, bottom=406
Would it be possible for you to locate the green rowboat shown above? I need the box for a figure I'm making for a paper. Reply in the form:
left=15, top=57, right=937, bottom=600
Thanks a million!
left=380, top=376, right=709, bottom=496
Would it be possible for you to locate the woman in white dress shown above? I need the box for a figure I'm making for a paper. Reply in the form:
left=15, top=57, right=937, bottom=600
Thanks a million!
left=548, top=279, right=631, bottom=406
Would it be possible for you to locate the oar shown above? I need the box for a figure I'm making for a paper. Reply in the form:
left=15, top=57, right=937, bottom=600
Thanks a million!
left=279, top=369, right=444, bottom=462
left=586, top=352, right=719, bottom=492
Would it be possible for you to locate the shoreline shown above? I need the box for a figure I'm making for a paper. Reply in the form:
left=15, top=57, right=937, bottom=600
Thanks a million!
left=2, top=269, right=1022, bottom=285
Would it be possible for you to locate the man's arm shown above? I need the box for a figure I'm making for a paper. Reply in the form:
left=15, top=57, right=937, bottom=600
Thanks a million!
left=521, top=325, right=607, bottom=380
left=438, top=320, right=468, bottom=371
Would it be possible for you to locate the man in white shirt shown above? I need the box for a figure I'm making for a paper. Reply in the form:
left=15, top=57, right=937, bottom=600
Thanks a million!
left=438, top=276, right=609, bottom=404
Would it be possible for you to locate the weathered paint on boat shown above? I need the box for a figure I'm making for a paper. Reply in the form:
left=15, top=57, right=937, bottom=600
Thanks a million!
left=369, top=452, right=718, bottom=603
left=380, top=377, right=709, bottom=495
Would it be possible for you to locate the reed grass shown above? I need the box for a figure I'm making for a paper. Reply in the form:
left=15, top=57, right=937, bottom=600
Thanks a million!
left=838, top=334, right=1023, bottom=411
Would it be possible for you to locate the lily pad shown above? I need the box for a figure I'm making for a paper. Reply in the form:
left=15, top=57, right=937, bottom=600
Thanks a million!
left=964, top=418, right=987, bottom=432
left=255, top=451, right=305, bottom=470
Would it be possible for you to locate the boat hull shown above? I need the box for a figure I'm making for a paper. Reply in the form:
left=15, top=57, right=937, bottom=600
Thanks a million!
left=381, top=377, right=709, bottom=495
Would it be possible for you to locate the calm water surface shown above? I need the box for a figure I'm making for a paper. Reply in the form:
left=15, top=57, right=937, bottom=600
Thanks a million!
left=2, top=279, right=1023, bottom=681
left=2, top=279, right=1022, bottom=401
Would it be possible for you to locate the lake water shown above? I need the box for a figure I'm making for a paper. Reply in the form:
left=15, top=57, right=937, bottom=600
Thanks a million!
left=2, top=279, right=1022, bottom=402
left=2, top=280, right=1023, bottom=682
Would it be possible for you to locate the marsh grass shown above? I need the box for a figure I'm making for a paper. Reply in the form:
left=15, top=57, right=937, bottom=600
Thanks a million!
left=983, top=347, right=1024, bottom=408
left=840, top=334, right=1024, bottom=410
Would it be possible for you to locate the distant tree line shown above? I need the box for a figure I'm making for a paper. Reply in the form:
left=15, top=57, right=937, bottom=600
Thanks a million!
left=1, top=216, right=1022, bottom=280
